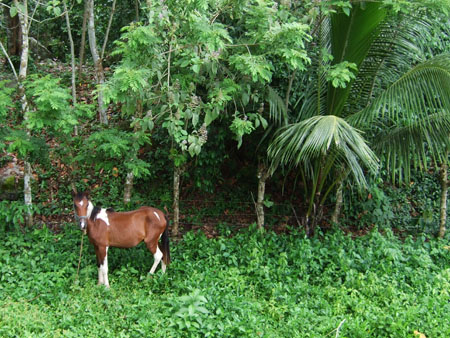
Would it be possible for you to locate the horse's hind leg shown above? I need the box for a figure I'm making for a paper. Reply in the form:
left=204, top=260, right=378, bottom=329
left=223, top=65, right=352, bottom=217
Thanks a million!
left=145, top=239, right=163, bottom=274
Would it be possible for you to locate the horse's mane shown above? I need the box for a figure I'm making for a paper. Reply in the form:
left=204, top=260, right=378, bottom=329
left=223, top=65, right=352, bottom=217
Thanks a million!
left=90, top=206, right=115, bottom=221
left=90, top=206, right=101, bottom=221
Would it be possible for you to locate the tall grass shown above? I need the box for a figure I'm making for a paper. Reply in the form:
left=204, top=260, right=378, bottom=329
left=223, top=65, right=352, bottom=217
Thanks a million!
left=1, top=225, right=449, bottom=337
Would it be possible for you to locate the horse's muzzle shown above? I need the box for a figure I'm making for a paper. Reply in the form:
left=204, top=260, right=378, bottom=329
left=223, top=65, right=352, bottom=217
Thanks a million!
left=75, top=215, right=88, bottom=231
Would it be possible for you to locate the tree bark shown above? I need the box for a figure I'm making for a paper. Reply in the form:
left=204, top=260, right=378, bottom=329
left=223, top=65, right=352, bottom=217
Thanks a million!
left=439, top=159, right=448, bottom=238
left=172, top=165, right=182, bottom=236
left=331, top=179, right=344, bottom=225
left=14, top=0, right=32, bottom=226
left=123, top=172, right=134, bottom=204
left=4, top=4, right=22, bottom=58
left=87, top=0, right=108, bottom=125
left=256, top=162, right=270, bottom=229
left=135, top=0, right=140, bottom=21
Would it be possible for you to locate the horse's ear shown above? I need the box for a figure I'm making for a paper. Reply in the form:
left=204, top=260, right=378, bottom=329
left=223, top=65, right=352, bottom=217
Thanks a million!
left=84, top=190, right=90, bottom=199
left=71, top=187, right=77, bottom=197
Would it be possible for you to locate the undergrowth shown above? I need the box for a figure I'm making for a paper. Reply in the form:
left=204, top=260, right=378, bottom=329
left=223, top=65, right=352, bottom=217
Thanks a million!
left=0, top=225, right=449, bottom=337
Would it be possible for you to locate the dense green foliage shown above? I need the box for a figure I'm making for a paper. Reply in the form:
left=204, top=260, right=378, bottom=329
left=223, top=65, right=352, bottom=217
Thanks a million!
left=1, top=226, right=449, bottom=337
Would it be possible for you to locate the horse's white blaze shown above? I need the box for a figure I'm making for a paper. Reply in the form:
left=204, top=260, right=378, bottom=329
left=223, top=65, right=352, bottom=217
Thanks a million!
left=78, top=200, right=84, bottom=207
left=97, top=208, right=110, bottom=226
left=149, top=246, right=163, bottom=274
left=153, top=211, right=161, bottom=221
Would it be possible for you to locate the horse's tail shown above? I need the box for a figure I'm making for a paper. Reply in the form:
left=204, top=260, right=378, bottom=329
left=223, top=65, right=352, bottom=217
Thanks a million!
left=161, top=215, right=171, bottom=265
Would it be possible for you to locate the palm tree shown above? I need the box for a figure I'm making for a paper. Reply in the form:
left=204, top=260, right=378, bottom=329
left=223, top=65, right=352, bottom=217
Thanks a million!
left=267, top=1, right=450, bottom=235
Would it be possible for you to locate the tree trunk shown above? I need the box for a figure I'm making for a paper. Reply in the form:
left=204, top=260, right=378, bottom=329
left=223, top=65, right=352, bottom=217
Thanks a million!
left=135, top=0, right=140, bottom=21
left=101, top=0, right=117, bottom=60
left=256, top=162, right=270, bottom=229
left=14, top=0, right=32, bottom=226
left=79, top=0, right=88, bottom=77
left=123, top=172, right=134, bottom=204
left=331, top=179, right=344, bottom=225
left=87, top=0, right=108, bottom=125
left=63, top=0, right=78, bottom=135
left=4, top=4, right=22, bottom=59
left=23, top=161, right=33, bottom=225
left=122, top=101, right=143, bottom=204
left=439, top=159, right=448, bottom=238
left=172, top=165, right=182, bottom=236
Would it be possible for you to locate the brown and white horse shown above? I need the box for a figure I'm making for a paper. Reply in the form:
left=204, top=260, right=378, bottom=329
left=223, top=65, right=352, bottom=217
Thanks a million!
left=72, top=191, right=170, bottom=287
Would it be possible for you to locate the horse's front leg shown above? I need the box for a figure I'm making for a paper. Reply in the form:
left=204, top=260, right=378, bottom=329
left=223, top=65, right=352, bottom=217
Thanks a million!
left=95, top=245, right=110, bottom=288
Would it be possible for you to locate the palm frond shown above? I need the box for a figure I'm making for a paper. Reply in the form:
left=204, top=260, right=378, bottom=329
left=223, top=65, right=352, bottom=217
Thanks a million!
left=351, top=53, right=450, bottom=127
left=267, top=86, right=288, bottom=126
left=291, top=15, right=330, bottom=122
left=373, top=111, right=450, bottom=181
left=346, top=16, right=431, bottom=114
left=268, top=115, right=378, bottom=187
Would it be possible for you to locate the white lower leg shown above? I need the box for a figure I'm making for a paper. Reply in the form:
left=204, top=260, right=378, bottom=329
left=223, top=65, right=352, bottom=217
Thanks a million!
left=161, top=261, right=167, bottom=273
left=98, top=247, right=109, bottom=287
left=98, top=266, right=104, bottom=285
left=149, top=247, right=163, bottom=274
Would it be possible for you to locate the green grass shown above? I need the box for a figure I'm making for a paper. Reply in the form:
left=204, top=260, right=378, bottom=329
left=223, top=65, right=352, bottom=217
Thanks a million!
left=0, top=225, right=449, bottom=337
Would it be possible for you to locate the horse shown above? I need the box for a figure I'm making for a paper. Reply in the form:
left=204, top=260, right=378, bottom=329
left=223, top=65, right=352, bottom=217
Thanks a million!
left=72, top=190, right=170, bottom=287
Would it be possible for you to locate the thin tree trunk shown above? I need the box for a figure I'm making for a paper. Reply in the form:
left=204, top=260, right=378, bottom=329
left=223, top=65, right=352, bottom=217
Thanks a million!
left=172, top=165, right=182, bottom=236
left=256, top=162, right=270, bottom=229
left=23, top=161, right=33, bottom=224
left=63, top=0, right=78, bottom=135
left=87, top=0, right=108, bottom=125
left=135, top=0, right=140, bottom=21
left=439, top=158, right=448, bottom=238
left=123, top=101, right=143, bottom=204
left=100, top=0, right=117, bottom=60
left=14, top=0, right=32, bottom=226
left=123, top=172, right=134, bottom=204
left=78, top=0, right=88, bottom=77
left=331, top=179, right=344, bottom=225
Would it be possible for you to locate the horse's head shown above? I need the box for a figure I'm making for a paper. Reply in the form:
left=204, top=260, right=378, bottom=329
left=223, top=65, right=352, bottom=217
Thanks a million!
left=72, top=190, right=92, bottom=232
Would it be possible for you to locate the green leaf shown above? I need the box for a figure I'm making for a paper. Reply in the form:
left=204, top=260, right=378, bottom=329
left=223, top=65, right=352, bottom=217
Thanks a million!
left=10, top=6, right=17, bottom=17
left=205, top=109, right=219, bottom=126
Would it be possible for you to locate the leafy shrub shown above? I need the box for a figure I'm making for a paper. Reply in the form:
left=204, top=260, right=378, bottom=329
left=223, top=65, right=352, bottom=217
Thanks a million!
left=0, top=201, right=39, bottom=231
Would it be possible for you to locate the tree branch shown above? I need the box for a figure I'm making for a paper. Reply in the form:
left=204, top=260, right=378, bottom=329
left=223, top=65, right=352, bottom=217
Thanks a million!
left=0, top=41, right=19, bottom=81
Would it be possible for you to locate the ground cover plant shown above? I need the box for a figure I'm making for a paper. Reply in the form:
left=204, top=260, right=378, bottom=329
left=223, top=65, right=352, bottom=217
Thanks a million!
left=1, top=225, right=449, bottom=337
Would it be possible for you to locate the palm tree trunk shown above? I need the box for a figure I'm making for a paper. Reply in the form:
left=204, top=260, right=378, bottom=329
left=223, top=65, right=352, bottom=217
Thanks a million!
left=256, top=163, right=269, bottom=229
left=87, top=0, right=108, bottom=125
left=439, top=159, right=448, bottom=238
